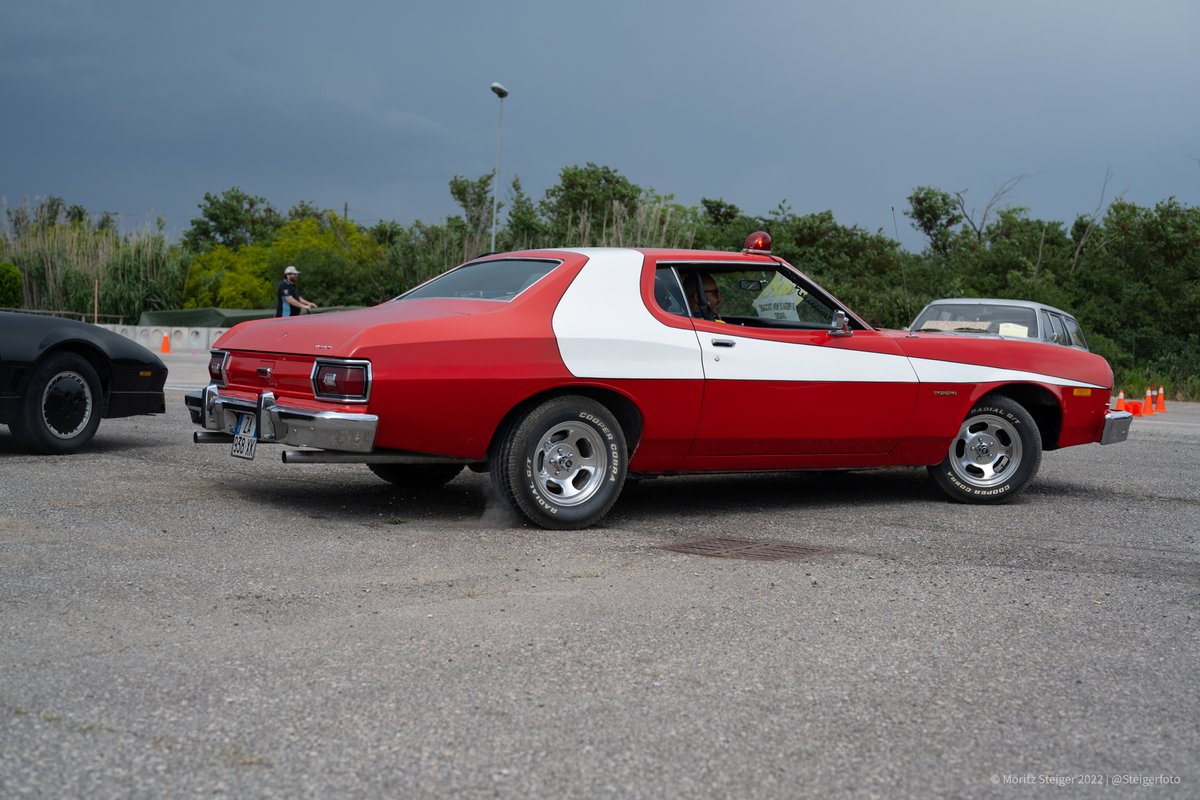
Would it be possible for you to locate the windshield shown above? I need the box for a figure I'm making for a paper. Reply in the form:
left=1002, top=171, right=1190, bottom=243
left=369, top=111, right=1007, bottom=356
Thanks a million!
left=913, top=303, right=1040, bottom=339
left=401, top=258, right=560, bottom=301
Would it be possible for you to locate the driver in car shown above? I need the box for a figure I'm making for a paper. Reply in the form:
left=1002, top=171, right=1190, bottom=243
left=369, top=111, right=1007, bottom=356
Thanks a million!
left=685, top=273, right=724, bottom=321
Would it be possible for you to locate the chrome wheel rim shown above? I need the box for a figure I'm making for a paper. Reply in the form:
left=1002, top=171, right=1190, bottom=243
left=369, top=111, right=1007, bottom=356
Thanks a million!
left=948, top=412, right=1021, bottom=488
left=41, top=370, right=93, bottom=439
left=534, top=421, right=607, bottom=508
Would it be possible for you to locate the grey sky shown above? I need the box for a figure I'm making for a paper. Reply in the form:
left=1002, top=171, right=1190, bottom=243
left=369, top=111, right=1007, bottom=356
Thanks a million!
left=2, top=0, right=1197, bottom=251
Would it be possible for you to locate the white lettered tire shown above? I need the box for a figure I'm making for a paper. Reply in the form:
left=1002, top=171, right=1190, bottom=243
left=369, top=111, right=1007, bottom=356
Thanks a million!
left=491, top=396, right=628, bottom=529
left=928, top=394, right=1042, bottom=504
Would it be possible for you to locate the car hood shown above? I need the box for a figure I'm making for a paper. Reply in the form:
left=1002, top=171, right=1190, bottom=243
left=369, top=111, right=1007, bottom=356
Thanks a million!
left=0, top=311, right=166, bottom=369
left=212, top=299, right=503, bottom=356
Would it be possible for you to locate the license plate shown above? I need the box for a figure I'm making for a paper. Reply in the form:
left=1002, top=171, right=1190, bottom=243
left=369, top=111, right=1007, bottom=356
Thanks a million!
left=231, top=413, right=258, bottom=460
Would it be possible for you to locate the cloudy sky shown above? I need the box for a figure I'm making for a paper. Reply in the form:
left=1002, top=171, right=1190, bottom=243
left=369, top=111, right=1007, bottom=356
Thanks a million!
left=3, top=0, right=1197, bottom=250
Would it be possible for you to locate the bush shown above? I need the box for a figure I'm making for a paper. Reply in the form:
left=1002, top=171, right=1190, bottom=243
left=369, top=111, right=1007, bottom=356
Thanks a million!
left=0, top=260, right=22, bottom=307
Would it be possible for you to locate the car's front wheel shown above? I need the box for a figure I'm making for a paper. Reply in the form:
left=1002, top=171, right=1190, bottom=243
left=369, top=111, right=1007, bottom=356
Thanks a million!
left=491, top=396, right=628, bottom=529
left=928, top=394, right=1042, bottom=504
left=11, top=352, right=104, bottom=455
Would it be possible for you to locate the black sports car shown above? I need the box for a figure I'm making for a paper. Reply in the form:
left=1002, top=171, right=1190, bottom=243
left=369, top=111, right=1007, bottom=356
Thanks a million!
left=0, top=311, right=168, bottom=454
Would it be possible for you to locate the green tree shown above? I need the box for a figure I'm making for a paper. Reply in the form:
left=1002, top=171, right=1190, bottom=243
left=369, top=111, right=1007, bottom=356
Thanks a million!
left=287, top=200, right=323, bottom=221
left=65, top=205, right=89, bottom=226
left=905, top=186, right=963, bottom=259
left=503, top=176, right=545, bottom=251
left=541, top=163, right=641, bottom=244
left=449, top=171, right=496, bottom=258
left=182, top=187, right=284, bottom=252
left=182, top=214, right=388, bottom=309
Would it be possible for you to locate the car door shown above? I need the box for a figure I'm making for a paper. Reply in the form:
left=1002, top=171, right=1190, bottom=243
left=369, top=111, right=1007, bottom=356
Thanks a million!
left=670, top=263, right=920, bottom=457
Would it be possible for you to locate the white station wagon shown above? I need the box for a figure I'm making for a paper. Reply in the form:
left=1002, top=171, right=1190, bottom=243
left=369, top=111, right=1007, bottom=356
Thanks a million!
left=910, top=298, right=1089, bottom=351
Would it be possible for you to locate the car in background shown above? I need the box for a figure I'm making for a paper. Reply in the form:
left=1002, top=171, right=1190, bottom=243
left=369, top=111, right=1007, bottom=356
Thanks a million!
left=186, top=234, right=1131, bottom=529
left=0, top=311, right=168, bottom=454
left=910, top=298, right=1089, bottom=350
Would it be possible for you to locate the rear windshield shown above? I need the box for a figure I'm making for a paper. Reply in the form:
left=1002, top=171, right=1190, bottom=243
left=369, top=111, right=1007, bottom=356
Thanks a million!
left=913, top=303, right=1040, bottom=339
left=401, top=258, right=560, bottom=301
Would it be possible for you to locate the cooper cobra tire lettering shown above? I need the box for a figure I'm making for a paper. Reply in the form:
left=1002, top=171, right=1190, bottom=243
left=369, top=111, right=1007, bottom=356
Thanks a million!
left=491, top=396, right=629, bottom=530
left=929, top=394, right=1042, bottom=506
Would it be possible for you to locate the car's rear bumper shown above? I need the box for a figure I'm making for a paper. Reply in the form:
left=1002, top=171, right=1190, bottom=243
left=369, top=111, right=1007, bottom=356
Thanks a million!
left=1100, top=409, right=1133, bottom=445
left=185, top=385, right=377, bottom=453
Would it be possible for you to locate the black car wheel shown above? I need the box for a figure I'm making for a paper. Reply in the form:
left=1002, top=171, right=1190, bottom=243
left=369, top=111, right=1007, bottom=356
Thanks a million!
left=11, top=352, right=104, bottom=455
left=491, top=396, right=628, bottom=529
left=928, top=394, right=1042, bottom=504
left=367, top=463, right=463, bottom=489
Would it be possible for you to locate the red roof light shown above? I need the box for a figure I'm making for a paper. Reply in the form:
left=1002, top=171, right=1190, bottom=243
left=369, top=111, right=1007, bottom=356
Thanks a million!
left=742, top=231, right=772, bottom=254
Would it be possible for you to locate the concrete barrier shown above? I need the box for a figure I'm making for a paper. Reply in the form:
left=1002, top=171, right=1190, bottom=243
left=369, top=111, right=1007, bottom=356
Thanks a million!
left=101, top=325, right=230, bottom=354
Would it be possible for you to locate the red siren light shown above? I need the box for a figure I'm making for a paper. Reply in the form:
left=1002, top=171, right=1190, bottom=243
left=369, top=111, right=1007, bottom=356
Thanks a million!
left=742, top=231, right=772, bottom=254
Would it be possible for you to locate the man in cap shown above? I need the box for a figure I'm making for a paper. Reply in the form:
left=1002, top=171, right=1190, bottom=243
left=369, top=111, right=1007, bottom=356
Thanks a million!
left=275, top=265, right=317, bottom=317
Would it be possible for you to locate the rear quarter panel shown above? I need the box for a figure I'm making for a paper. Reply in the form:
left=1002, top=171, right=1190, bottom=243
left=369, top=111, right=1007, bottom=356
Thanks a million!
left=355, top=254, right=589, bottom=459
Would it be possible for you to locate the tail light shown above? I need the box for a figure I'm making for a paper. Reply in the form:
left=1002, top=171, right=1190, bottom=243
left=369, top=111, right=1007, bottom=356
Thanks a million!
left=208, top=351, right=229, bottom=386
left=312, top=359, right=371, bottom=403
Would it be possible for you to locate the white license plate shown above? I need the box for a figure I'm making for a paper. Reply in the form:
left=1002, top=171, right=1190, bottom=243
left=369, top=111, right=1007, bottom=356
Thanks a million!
left=231, top=413, right=258, bottom=460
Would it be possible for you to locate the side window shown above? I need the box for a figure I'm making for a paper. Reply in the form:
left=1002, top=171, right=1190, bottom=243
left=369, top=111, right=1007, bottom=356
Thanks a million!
left=1039, top=311, right=1053, bottom=341
left=667, top=263, right=844, bottom=328
left=652, top=266, right=689, bottom=317
left=1046, top=313, right=1069, bottom=345
left=1064, top=317, right=1088, bottom=349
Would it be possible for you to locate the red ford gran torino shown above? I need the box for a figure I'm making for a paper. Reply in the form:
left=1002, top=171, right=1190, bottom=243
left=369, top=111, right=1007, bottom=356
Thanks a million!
left=185, top=233, right=1131, bottom=529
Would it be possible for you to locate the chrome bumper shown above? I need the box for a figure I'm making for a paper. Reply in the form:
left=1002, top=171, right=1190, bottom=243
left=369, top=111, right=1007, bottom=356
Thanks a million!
left=185, top=385, right=378, bottom=453
left=1100, top=409, right=1133, bottom=445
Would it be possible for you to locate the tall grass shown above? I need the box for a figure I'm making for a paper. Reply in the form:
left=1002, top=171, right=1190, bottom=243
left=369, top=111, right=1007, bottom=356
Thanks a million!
left=1, top=200, right=186, bottom=322
left=552, top=199, right=698, bottom=248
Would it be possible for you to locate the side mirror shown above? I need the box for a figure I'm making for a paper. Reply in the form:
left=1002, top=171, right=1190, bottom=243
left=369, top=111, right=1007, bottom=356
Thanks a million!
left=829, top=310, right=853, bottom=338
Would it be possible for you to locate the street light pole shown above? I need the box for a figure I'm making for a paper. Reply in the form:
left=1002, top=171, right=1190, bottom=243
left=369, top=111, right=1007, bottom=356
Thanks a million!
left=489, top=82, right=508, bottom=253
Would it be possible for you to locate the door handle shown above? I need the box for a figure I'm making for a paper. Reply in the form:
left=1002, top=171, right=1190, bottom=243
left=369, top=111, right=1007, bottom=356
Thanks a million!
left=711, top=339, right=736, bottom=348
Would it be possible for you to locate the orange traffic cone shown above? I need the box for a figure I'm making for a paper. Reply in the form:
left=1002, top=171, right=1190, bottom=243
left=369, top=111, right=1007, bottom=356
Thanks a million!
left=1128, top=401, right=1142, bottom=417
left=1114, top=390, right=1125, bottom=411
left=1143, top=386, right=1154, bottom=416
left=1157, top=384, right=1167, bottom=413
left=160, top=334, right=171, bottom=354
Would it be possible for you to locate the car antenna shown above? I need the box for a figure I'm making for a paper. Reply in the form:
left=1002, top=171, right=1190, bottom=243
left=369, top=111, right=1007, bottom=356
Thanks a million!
left=892, top=205, right=914, bottom=333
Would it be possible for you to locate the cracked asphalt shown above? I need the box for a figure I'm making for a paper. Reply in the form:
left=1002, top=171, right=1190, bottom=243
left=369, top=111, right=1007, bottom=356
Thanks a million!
left=1, top=354, right=1197, bottom=798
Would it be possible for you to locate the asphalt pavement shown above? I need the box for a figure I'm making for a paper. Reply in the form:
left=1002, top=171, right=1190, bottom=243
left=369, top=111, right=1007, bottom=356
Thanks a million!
left=0, top=369, right=1196, bottom=798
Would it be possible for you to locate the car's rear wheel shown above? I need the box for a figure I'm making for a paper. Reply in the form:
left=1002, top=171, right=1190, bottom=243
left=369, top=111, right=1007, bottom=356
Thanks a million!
left=491, top=396, right=628, bottom=529
left=11, top=352, right=104, bottom=455
left=367, top=463, right=463, bottom=489
left=928, top=394, right=1042, bottom=504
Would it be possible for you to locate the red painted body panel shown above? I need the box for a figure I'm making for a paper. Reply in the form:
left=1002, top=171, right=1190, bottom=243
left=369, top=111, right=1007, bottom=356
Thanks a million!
left=689, top=326, right=919, bottom=456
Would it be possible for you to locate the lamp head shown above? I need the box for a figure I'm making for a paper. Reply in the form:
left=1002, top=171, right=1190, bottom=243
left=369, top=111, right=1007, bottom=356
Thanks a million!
left=490, top=82, right=509, bottom=99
